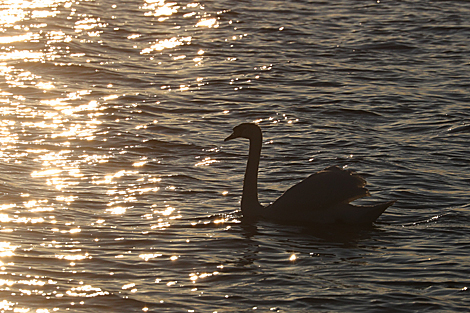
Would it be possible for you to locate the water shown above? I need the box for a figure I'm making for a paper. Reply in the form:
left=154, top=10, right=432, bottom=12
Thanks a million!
left=1, top=0, right=469, bottom=312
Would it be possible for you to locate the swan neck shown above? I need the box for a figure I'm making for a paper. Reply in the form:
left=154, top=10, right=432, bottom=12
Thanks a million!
left=242, top=131, right=263, bottom=216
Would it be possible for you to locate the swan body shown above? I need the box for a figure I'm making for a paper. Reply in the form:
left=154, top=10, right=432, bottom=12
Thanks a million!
left=224, top=123, right=395, bottom=224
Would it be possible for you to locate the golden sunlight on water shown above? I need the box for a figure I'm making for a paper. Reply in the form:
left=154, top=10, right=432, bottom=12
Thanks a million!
left=0, top=2, right=165, bottom=309
left=1, top=2, right=215, bottom=295
left=0, top=0, right=469, bottom=311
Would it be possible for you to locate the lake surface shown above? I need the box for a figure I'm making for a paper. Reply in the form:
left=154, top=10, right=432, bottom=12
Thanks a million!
left=1, top=0, right=469, bottom=312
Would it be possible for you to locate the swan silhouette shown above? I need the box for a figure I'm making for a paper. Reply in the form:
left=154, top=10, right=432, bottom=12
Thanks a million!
left=224, top=123, right=395, bottom=224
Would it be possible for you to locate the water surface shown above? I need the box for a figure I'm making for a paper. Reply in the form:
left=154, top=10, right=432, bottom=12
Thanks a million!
left=1, top=0, right=469, bottom=312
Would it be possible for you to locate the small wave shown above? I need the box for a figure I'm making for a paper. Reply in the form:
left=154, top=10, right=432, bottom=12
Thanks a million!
left=353, top=41, right=417, bottom=51
left=181, top=211, right=242, bottom=229
left=309, top=81, right=344, bottom=87
left=402, top=214, right=445, bottom=227
left=324, top=108, right=382, bottom=117
left=447, top=124, right=470, bottom=134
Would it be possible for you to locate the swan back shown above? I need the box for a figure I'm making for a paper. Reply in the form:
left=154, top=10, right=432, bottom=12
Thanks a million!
left=267, top=166, right=372, bottom=222
left=271, top=166, right=369, bottom=210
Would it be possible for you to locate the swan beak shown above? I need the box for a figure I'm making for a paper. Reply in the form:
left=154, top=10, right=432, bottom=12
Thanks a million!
left=224, top=132, right=237, bottom=141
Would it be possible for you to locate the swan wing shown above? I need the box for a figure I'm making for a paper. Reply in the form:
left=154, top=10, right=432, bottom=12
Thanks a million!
left=270, top=166, right=370, bottom=212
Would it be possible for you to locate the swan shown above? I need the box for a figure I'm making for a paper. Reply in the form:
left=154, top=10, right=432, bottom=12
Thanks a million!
left=224, top=123, right=395, bottom=224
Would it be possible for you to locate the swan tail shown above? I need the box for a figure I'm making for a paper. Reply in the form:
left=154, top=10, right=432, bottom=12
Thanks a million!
left=334, top=200, right=396, bottom=224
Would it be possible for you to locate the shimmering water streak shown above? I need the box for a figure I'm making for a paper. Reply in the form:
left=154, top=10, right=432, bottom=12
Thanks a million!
left=0, top=1, right=222, bottom=311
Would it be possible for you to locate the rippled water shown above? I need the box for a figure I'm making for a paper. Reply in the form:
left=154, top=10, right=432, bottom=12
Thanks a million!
left=1, top=0, right=469, bottom=312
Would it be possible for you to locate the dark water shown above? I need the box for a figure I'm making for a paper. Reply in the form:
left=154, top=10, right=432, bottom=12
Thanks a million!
left=1, top=0, right=469, bottom=312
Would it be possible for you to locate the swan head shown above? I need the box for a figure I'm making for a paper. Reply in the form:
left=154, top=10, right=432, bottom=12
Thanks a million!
left=224, top=123, right=261, bottom=141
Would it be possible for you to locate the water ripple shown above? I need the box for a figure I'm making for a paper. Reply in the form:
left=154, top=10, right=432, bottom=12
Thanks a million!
left=1, top=0, right=470, bottom=312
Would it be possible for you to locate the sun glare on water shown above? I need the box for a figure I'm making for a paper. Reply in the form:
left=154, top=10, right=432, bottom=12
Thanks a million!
left=0, top=0, right=232, bottom=311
